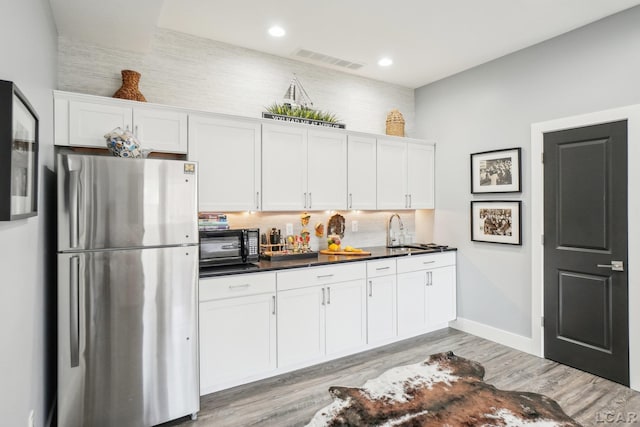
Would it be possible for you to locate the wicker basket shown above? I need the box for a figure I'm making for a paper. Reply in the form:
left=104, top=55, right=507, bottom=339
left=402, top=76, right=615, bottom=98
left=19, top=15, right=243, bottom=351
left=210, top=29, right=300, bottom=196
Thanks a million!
left=386, top=109, right=405, bottom=137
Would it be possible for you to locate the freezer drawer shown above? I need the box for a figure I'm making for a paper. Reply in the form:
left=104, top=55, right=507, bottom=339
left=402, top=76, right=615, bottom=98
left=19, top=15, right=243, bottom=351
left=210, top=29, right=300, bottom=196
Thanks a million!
left=57, top=246, right=199, bottom=427
left=57, top=154, right=198, bottom=251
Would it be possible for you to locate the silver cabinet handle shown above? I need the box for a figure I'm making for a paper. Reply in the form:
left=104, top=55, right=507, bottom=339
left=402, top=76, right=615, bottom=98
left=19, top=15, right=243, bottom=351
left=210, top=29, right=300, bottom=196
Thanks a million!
left=327, top=286, right=331, bottom=304
left=272, top=295, right=276, bottom=315
left=425, top=271, right=433, bottom=286
left=303, top=192, right=307, bottom=209
left=597, top=261, right=624, bottom=272
left=134, top=124, right=139, bottom=137
left=409, top=194, right=412, bottom=208
left=405, top=194, right=408, bottom=208
left=376, top=266, right=390, bottom=271
left=229, top=283, right=250, bottom=289
left=321, top=287, right=326, bottom=305
left=368, top=280, right=373, bottom=297
left=70, top=256, right=80, bottom=368
left=309, top=192, right=312, bottom=209
left=349, top=193, right=353, bottom=209
left=423, top=260, right=435, bottom=265
left=256, top=191, right=260, bottom=210
left=317, top=274, right=334, bottom=279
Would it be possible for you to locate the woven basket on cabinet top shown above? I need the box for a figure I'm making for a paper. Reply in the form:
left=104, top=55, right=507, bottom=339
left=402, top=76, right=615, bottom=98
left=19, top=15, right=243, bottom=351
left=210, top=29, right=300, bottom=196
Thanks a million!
left=386, top=109, right=405, bottom=137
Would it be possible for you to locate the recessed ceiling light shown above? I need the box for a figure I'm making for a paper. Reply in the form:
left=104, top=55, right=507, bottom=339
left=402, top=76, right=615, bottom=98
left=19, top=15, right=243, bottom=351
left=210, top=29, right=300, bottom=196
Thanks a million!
left=378, top=57, right=393, bottom=67
left=268, top=26, right=286, bottom=37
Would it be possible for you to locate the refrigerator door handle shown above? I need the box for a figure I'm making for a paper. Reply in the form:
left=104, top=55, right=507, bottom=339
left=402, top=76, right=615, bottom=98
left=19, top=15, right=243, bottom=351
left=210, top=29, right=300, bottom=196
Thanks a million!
left=69, top=170, right=80, bottom=249
left=69, top=256, right=80, bottom=367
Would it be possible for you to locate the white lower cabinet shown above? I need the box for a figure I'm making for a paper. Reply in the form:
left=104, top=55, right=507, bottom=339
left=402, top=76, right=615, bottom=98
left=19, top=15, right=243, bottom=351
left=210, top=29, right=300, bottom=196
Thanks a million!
left=397, top=253, right=457, bottom=337
left=199, top=252, right=456, bottom=394
left=277, top=264, right=367, bottom=369
left=397, top=270, right=427, bottom=337
left=199, top=273, right=277, bottom=395
left=276, top=285, right=326, bottom=368
left=324, top=280, right=368, bottom=356
left=366, top=259, right=397, bottom=345
left=428, top=265, right=457, bottom=325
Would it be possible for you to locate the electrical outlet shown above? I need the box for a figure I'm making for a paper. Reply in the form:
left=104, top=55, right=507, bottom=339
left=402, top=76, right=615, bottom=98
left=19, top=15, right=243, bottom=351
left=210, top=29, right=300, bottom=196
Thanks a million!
left=351, top=220, right=358, bottom=232
left=285, top=223, right=293, bottom=235
left=28, top=410, right=35, bottom=427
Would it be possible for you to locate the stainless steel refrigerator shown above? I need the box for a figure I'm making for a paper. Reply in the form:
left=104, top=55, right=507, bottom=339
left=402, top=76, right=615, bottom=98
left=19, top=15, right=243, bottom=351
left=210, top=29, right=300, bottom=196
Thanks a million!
left=57, top=153, right=200, bottom=427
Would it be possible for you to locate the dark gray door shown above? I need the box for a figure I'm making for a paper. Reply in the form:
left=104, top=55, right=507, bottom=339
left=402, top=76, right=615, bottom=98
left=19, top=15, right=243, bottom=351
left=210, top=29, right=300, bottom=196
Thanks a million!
left=543, top=120, right=628, bottom=386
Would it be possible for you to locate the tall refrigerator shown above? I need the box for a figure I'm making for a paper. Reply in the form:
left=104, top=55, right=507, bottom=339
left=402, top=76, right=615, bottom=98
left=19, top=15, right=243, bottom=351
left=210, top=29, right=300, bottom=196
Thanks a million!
left=57, top=153, right=200, bottom=427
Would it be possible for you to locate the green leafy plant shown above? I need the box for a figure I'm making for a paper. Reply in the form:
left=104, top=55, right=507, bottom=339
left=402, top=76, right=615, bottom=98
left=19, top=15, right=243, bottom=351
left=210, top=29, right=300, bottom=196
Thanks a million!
left=265, top=102, right=340, bottom=124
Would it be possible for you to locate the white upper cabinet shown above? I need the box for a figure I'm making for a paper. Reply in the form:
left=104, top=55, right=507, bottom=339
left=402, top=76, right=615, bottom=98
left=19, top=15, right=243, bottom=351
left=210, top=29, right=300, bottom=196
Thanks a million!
left=55, top=91, right=188, bottom=154
left=347, top=135, right=377, bottom=210
left=133, top=107, right=188, bottom=153
left=261, top=124, right=308, bottom=211
left=307, top=130, right=347, bottom=210
left=262, top=123, right=347, bottom=211
left=68, top=101, right=132, bottom=148
left=407, top=142, right=434, bottom=209
left=377, top=138, right=408, bottom=209
left=189, top=115, right=261, bottom=212
left=377, top=137, right=434, bottom=210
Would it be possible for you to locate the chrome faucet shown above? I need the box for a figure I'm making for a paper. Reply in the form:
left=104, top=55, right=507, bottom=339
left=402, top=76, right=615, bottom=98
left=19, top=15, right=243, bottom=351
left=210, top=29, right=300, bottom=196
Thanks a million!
left=387, top=213, right=405, bottom=247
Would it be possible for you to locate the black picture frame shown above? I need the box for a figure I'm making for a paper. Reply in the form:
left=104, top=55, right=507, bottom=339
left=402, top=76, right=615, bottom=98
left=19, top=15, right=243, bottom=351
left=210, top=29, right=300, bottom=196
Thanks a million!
left=0, top=80, right=39, bottom=221
left=470, top=147, right=521, bottom=194
left=471, top=200, right=522, bottom=245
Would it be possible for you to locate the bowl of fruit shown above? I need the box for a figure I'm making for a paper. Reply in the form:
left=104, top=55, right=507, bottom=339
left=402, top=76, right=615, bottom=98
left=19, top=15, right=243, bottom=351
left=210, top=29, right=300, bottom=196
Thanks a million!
left=327, top=235, right=341, bottom=252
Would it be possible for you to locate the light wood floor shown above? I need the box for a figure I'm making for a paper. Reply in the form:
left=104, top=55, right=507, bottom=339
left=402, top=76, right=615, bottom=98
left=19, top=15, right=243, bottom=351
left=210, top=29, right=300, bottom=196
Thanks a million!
left=167, top=328, right=640, bottom=427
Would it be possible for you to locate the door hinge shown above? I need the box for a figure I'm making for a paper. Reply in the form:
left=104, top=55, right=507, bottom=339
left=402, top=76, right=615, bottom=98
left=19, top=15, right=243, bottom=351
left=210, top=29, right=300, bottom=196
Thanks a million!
left=541, top=316, right=545, bottom=327
left=541, top=234, right=544, bottom=245
left=541, top=152, right=544, bottom=163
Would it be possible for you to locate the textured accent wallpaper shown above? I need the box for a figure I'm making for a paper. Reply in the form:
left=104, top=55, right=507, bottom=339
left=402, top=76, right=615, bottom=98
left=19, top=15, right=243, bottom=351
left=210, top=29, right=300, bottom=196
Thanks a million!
left=58, top=28, right=415, bottom=136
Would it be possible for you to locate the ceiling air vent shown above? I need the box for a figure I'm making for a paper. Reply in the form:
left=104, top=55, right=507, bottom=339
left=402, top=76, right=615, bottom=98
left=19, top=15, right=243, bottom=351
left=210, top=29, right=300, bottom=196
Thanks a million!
left=293, top=48, right=364, bottom=70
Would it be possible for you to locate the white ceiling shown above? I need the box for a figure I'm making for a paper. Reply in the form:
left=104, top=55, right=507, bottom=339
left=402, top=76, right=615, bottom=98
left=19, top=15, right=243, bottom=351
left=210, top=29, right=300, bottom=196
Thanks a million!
left=51, top=0, right=640, bottom=88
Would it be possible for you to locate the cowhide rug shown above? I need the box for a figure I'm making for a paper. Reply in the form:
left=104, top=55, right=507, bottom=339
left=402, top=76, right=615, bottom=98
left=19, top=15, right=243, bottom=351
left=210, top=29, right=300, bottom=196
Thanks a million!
left=306, top=351, right=581, bottom=427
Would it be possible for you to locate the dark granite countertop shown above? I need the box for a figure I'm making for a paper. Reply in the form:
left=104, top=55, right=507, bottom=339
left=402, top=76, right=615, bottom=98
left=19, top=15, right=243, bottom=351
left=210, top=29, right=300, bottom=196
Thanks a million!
left=199, top=245, right=457, bottom=278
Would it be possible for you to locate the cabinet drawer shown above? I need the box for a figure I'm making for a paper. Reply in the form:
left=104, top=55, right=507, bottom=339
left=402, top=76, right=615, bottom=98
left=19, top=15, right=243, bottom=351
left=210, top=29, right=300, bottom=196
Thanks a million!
left=366, top=259, right=397, bottom=278
left=200, top=272, right=276, bottom=301
left=277, top=263, right=366, bottom=291
left=397, top=252, right=456, bottom=273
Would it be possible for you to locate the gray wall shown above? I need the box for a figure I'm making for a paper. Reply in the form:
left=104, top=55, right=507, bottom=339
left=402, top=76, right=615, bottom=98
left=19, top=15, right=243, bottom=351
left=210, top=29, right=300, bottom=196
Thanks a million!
left=415, top=6, right=640, bottom=336
left=58, top=28, right=415, bottom=137
left=0, top=0, right=58, bottom=425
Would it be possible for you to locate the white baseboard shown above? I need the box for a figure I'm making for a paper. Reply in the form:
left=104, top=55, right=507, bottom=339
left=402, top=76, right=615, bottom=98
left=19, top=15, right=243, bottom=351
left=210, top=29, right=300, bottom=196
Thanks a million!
left=449, top=317, right=535, bottom=355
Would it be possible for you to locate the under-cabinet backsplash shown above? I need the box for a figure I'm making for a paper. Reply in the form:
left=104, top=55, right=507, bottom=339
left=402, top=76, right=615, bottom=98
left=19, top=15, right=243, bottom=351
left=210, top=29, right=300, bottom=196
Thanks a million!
left=224, top=211, right=422, bottom=251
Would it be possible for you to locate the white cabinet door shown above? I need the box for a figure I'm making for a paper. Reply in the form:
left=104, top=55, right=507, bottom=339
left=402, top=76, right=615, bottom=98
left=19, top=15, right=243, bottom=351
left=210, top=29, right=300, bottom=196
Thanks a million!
left=133, top=107, right=188, bottom=153
left=277, top=285, right=325, bottom=368
left=397, top=270, right=427, bottom=336
left=262, top=124, right=308, bottom=211
left=307, top=130, right=347, bottom=210
left=407, top=142, right=434, bottom=209
left=199, top=293, right=276, bottom=394
left=367, top=275, right=397, bottom=345
left=325, top=280, right=366, bottom=356
left=348, top=135, right=377, bottom=210
left=427, top=265, right=457, bottom=325
left=377, top=138, right=408, bottom=209
left=189, top=115, right=261, bottom=211
left=69, top=101, right=132, bottom=148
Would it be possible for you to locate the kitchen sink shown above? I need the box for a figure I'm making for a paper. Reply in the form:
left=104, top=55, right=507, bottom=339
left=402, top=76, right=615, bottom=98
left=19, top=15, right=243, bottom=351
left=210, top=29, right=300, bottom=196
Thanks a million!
left=386, top=245, right=430, bottom=253
left=387, top=243, right=449, bottom=253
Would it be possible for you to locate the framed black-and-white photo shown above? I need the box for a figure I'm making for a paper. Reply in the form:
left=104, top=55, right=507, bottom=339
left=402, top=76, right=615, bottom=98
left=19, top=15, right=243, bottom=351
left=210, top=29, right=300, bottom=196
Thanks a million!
left=0, top=80, right=39, bottom=221
left=470, top=147, right=521, bottom=193
left=471, top=200, right=521, bottom=245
